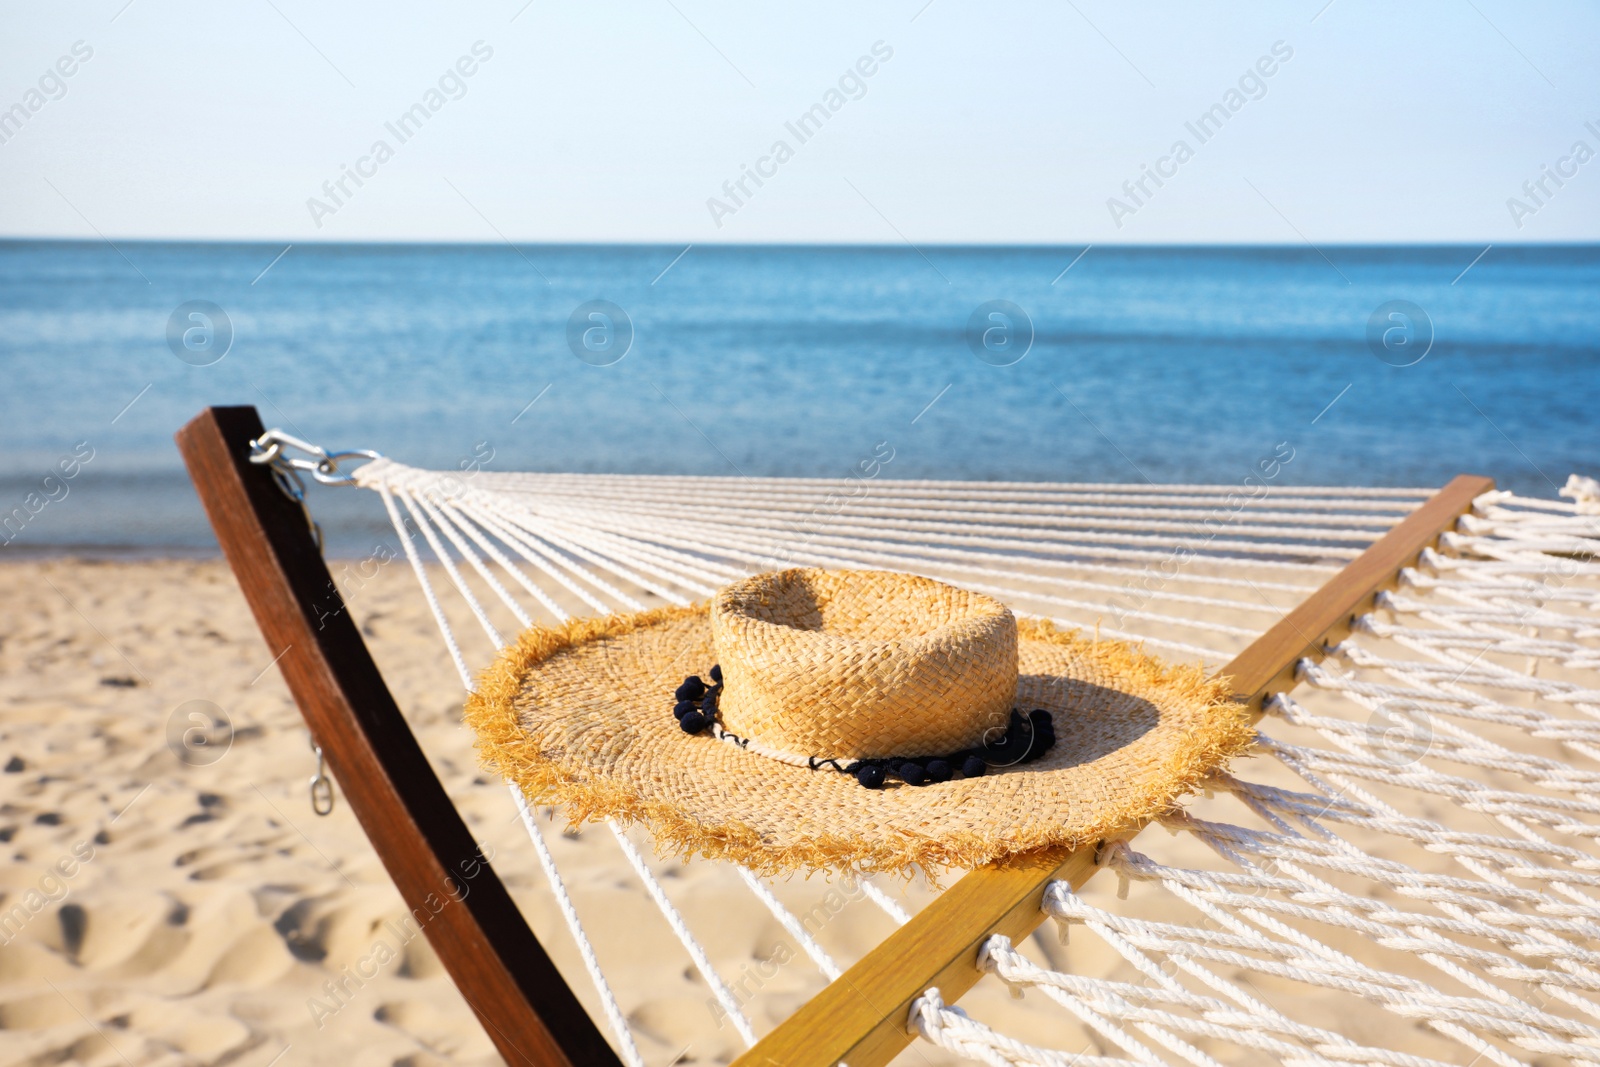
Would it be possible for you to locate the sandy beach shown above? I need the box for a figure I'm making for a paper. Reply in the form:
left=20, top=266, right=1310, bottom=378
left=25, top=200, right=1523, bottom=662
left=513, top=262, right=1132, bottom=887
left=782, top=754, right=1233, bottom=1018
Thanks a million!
left=2, top=557, right=1128, bottom=1067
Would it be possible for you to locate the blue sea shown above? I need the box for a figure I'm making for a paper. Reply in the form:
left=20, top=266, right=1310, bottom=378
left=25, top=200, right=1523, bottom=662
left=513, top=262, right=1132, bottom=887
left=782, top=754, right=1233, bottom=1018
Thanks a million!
left=1, top=241, right=1596, bottom=556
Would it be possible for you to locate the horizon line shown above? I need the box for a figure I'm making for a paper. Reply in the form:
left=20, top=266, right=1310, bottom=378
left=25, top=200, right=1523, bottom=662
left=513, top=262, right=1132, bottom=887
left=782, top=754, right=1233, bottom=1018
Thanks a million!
left=2, top=237, right=1597, bottom=251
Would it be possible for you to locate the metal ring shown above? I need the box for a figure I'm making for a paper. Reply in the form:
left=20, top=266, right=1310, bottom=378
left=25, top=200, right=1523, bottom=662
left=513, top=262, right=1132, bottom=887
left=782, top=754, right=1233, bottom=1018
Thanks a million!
left=311, top=448, right=382, bottom=485
left=309, top=742, right=335, bottom=816
left=250, top=430, right=380, bottom=487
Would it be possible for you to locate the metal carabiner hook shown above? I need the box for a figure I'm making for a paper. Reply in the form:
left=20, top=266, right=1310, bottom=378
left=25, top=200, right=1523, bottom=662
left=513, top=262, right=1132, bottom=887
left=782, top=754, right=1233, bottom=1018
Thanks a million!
left=313, top=448, right=383, bottom=486
left=247, top=430, right=379, bottom=554
left=309, top=740, right=335, bottom=816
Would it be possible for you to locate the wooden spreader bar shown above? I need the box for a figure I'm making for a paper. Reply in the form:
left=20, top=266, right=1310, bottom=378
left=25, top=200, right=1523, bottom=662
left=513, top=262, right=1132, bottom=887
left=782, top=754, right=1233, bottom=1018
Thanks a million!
left=732, top=472, right=1493, bottom=1067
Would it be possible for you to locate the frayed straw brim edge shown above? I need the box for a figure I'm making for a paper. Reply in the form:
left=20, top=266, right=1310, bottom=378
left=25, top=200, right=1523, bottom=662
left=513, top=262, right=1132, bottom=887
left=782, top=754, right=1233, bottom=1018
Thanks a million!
left=463, top=603, right=1254, bottom=879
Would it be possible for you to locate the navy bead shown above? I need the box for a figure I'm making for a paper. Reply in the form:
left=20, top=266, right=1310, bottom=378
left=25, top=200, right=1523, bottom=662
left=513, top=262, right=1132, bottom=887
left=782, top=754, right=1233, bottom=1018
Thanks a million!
left=856, top=764, right=886, bottom=789
left=679, top=710, right=708, bottom=733
left=673, top=700, right=696, bottom=720
left=675, top=676, right=707, bottom=702
left=961, top=755, right=987, bottom=778
left=709, top=664, right=723, bottom=683
left=983, top=720, right=1031, bottom=765
left=925, top=759, right=952, bottom=783
left=1026, top=709, right=1056, bottom=760
left=898, top=761, right=927, bottom=786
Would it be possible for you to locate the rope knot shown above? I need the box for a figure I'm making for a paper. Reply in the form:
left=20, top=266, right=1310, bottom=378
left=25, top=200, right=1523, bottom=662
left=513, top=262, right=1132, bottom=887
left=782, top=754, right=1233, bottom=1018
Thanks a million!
left=1560, top=473, right=1600, bottom=513
left=976, top=933, right=1012, bottom=973
left=906, top=987, right=962, bottom=1037
left=1043, top=880, right=1094, bottom=944
left=976, top=935, right=1028, bottom=998
left=1090, top=839, right=1138, bottom=898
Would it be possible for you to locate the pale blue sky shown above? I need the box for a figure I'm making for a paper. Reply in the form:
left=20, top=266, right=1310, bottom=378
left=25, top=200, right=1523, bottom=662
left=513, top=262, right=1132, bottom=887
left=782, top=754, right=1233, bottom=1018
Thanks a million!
left=2, top=0, right=1596, bottom=243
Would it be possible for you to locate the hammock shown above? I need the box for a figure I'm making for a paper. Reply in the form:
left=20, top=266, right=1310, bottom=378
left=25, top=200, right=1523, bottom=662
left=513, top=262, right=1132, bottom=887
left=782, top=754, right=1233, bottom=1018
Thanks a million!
left=245, top=429, right=1600, bottom=1066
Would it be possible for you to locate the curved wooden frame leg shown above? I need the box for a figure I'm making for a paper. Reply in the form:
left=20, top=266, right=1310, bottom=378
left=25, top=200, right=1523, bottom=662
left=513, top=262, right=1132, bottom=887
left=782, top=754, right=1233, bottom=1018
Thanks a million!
left=178, top=406, right=623, bottom=1067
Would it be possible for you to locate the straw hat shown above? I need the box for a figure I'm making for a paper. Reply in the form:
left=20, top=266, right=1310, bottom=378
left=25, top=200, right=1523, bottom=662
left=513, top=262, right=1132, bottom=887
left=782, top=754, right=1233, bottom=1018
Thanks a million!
left=467, top=569, right=1249, bottom=877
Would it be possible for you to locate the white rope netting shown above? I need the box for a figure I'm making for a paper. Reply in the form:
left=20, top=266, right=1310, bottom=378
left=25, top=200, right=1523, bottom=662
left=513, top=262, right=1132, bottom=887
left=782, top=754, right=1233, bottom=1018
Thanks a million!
left=908, top=482, right=1600, bottom=1066
left=322, top=449, right=1600, bottom=1065
left=353, top=461, right=1430, bottom=664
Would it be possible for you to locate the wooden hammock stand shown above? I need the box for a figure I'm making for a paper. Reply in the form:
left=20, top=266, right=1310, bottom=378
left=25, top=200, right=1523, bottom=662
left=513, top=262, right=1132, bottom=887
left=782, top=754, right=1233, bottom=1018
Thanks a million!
left=177, top=405, right=1492, bottom=1067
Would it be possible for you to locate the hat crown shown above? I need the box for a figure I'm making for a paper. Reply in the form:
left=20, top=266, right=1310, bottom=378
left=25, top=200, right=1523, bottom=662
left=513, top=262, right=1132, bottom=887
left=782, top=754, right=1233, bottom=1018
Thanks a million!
left=711, top=569, right=1018, bottom=760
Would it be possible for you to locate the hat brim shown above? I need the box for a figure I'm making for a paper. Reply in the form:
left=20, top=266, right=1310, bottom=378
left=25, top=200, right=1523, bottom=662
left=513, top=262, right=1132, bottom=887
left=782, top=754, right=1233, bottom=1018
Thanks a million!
left=466, top=604, right=1250, bottom=877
